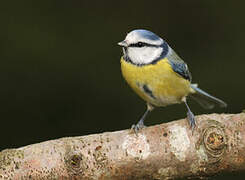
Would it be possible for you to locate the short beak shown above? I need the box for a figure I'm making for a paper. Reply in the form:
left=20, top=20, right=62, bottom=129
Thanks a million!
left=118, top=40, right=128, bottom=47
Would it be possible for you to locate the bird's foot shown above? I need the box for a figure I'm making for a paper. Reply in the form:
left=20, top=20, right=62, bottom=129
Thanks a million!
left=187, top=110, right=196, bottom=132
left=131, top=120, right=146, bottom=135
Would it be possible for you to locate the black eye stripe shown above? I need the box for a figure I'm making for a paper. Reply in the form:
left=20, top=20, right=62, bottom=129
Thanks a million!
left=128, top=42, right=144, bottom=47
left=128, top=42, right=160, bottom=48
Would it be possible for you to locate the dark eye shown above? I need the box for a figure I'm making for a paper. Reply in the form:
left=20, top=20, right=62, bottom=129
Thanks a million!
left=129, top=42, right=147, bottom=48
left=136, top=42, right=144, bottom=47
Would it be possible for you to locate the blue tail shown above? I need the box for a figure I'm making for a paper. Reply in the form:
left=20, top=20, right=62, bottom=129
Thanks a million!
left=190, top=84, right=227, bottom=109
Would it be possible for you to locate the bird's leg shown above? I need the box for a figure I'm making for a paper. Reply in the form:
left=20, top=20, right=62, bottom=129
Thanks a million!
left=131, top=103, right=154, bottom=134
left=183, top=98, right=196, bottom=131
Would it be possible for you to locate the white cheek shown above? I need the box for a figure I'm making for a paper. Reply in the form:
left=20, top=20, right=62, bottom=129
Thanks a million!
left=128, top=47, right=162, bottom=65
left=128, top=48, right=145, bottom=63
left=142, top=48, right=155, bottom=60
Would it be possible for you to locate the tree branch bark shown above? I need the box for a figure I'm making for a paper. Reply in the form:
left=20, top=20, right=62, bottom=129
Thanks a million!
left=1, top=113, right=245, bottom=179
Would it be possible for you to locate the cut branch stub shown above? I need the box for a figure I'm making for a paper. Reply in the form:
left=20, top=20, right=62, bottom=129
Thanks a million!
left=65, top=150, right=86, bottom=176
left=202, top=120, right=227, bottom=163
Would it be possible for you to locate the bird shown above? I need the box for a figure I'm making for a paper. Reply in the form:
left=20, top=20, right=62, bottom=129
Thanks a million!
left=118, top=29, right=227, bottom=133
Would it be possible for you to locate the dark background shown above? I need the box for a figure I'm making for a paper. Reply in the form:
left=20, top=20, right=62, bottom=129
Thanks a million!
left=0, top=1, right=244, bottom=178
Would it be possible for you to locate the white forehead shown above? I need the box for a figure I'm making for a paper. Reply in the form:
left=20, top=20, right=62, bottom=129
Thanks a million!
left=125, top=29, right=163, bottom=46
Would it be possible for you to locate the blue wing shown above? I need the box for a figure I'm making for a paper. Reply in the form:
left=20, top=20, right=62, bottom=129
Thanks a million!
left=167, top=49, right=192, bottom=81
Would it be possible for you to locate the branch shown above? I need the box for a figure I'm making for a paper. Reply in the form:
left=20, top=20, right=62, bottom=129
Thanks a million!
left=1, top=113, right=245, bottom=179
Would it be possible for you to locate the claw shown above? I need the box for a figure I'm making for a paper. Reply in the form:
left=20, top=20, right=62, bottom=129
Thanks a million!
left=131, top=104, right=152, bottom=135
left=131, top=120, right=146, bottom=134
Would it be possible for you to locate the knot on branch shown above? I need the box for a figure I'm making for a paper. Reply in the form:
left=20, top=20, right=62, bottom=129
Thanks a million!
left=65, top=151, right=87, bottom=176
left=202, top=120, right=227, bottom=163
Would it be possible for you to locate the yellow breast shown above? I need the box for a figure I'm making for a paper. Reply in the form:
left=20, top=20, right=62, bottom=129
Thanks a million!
left=120, top=57, right=192, bottom=106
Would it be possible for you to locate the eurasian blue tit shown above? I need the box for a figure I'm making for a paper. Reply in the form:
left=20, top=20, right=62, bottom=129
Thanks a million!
left=118, top=29, right=227, bottom=132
